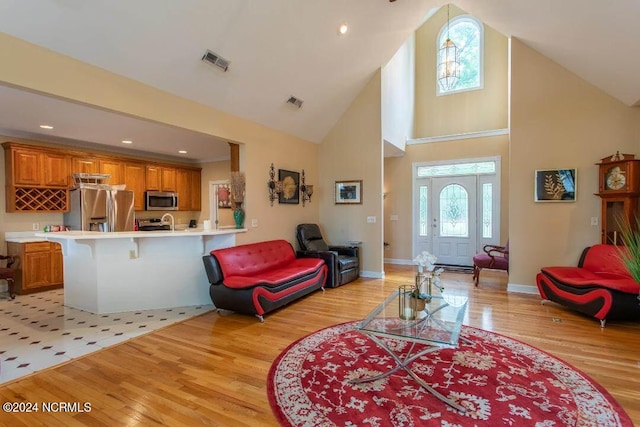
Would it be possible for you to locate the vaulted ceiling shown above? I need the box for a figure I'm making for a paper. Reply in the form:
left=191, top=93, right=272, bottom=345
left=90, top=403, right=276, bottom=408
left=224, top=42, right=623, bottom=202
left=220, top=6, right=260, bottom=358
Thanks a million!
left=0, top=0, right=638, bottom=162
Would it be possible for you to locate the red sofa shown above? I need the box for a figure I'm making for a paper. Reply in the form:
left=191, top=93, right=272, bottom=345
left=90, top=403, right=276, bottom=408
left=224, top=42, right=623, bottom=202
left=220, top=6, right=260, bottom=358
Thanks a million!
left=536, top=244, right=640, bottom=327
left=202, top=239, right=327, bottom=321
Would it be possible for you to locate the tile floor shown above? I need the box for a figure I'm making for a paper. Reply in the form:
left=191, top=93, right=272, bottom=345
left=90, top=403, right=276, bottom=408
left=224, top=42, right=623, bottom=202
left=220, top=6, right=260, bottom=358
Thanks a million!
left=0, top=290, right=214, bottom=384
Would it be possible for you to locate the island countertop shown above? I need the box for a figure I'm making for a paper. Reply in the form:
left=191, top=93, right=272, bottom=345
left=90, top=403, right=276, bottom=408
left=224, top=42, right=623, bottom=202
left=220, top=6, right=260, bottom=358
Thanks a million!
left=34, top=227, right=244, bottom=314
left=35, top=228, right=247, bottom=240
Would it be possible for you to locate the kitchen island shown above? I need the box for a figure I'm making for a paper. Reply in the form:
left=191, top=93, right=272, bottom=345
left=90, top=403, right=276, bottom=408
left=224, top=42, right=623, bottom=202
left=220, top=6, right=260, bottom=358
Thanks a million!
left=36, top=228, right=246, bottom=314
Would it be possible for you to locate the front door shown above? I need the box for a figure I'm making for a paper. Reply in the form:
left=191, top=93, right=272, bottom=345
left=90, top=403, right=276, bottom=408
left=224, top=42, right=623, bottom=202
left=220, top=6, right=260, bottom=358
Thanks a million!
left=431, top=176, right=477, bottom=266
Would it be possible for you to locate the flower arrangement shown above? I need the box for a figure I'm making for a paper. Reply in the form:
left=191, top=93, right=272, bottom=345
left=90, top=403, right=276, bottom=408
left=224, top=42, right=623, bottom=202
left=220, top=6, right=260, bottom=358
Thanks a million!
left=229, top=171, right=245, bottom=205
left=413, top=250, right=445, bottom=296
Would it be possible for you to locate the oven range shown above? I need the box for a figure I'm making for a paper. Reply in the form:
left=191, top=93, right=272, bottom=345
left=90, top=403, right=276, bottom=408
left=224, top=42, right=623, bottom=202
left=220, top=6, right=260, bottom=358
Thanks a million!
left=138, top=218, right=170, bottom=231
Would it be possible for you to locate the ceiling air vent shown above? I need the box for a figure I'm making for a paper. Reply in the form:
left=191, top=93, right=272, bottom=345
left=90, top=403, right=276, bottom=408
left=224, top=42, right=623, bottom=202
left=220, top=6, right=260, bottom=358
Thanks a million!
left=286, top=96, right=304, bottom=109
left=201, top=50, right=230, bottom=72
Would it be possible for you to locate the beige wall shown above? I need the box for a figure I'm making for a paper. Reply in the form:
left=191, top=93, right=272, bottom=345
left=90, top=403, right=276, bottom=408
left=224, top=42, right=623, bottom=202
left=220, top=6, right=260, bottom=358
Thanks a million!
left=414, top=5, right=508, bottom=138
left=384, top=6, right=509, bottom=266
left=0, top=31, right=320, bottom=250
left=384, top=135, right=509, bottom=262
left=510, top=38, right=640, bottom=287
left=319, top=71, right=384, bottom=277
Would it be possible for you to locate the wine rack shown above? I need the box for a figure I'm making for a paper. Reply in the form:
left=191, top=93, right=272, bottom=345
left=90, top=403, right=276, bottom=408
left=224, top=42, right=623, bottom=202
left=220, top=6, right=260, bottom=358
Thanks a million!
left=10, top=187, right=68, bottom=212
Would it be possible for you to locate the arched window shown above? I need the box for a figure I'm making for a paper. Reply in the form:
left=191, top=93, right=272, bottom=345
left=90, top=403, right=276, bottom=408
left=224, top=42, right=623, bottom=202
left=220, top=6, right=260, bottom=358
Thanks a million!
left=436, top=14, right=483, bottom=95
left=439, top=184, right=469, bottom=237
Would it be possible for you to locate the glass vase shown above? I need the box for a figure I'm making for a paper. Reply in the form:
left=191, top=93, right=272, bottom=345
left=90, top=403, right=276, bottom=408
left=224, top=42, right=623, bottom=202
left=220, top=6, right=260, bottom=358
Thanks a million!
left=416, top=271, right=433, bottom=303
left=398, top=285, right=417, bottom=320
left=233, top=202, right=245, bottom=229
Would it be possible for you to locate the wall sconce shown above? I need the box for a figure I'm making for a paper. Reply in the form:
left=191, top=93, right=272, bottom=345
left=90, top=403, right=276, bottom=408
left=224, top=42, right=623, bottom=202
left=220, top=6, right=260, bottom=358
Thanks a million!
left=300, top=169, right=314, bottom=207
left=268, top=163, right=283, bottom=206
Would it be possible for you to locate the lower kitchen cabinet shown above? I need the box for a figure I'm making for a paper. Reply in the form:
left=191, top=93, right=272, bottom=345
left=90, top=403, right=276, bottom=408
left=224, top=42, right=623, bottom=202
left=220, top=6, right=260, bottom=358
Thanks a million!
left=6, top=241, right=64, bottom=294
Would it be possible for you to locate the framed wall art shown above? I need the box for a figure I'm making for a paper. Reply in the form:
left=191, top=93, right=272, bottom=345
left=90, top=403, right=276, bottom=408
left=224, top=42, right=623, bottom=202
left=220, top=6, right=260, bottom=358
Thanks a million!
left=217, top=183, right=231, bottom=209
left=335, top=180, right=362, bottom=204
left=534, top=168, right=577, bottom=202
left=278, top=169, right=300, bottom=204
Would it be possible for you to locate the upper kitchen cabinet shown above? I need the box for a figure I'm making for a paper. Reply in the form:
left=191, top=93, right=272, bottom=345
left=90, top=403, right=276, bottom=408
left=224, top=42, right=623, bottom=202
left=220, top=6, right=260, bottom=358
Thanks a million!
left=176, top=168, right=202, bottom=211
left=146, top=165, right=176, bottom=192
left=3, top=143, right=70, bottom=212
left=124, top=162, right=146, bottom=211
left=7, top=145, right=69, bottom=188
left=72, top=157, right=100, bottom=175
left=99, top=159, right=125, bottom=185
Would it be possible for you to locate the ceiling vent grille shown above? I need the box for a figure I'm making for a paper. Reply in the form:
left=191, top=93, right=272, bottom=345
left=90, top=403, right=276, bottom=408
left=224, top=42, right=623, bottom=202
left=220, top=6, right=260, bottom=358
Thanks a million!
left=202, top=50, right=230, bottom=72
left=287, top=96, right=304, bottom=109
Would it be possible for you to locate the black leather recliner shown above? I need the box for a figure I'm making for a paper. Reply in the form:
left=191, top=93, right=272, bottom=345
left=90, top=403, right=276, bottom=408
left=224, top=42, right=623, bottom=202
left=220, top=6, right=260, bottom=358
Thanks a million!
left=295, top=223, right=359, bottom=288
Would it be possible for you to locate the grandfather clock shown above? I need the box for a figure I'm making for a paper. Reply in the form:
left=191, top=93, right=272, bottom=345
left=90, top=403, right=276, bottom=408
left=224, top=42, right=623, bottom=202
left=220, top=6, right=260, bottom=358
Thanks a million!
left=595, top=153, right=640, bottom=245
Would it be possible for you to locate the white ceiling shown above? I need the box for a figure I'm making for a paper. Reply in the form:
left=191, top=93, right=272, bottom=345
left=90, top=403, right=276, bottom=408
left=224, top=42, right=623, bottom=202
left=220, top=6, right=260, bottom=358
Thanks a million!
left=0, top=0, right=638, bottom=162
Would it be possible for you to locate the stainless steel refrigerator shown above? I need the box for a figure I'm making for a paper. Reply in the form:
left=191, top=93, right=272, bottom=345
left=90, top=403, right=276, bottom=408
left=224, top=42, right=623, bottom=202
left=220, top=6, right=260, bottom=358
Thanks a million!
left=64, top=185, right=135, bottom=232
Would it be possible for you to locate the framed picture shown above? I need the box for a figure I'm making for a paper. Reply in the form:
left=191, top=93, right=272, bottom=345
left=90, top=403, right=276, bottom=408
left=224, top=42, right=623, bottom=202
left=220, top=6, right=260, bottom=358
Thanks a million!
left=217, top=183, right=231, bottom=209
left=278, top=169, right=300, bottom=204
left=534, top=169, right=577, bottom=202
left=335, top=180, right=362, bottom=204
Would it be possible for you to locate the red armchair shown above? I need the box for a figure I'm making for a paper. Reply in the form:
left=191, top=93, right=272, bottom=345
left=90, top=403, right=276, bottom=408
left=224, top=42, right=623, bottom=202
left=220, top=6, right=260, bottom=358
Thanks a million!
left=472, top=241, right=509, bottom=286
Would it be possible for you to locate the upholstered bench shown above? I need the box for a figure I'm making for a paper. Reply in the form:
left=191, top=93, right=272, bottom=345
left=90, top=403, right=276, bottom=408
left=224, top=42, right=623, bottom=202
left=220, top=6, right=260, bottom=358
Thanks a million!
left=536, top=244, right=640, bottom=327
left=202, top=239, right=327, bottom=321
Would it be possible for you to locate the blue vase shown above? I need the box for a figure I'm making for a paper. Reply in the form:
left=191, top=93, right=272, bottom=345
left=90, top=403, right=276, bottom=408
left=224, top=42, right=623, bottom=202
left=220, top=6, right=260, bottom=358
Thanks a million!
left=233, top=203, right=245, bottom=229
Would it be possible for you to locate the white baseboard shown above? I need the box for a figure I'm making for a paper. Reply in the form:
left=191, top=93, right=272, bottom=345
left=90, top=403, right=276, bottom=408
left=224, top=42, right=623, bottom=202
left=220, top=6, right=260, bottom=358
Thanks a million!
left=361, top=270, right=385, bottom=279
left=383, top=258, right=413, bottom=265
left=507, top=283, right=539, bottom=294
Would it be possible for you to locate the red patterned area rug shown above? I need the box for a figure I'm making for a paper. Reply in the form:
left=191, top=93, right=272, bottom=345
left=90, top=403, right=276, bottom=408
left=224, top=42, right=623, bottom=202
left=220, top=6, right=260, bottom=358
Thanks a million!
left=268, top=322, right=632, bottom=427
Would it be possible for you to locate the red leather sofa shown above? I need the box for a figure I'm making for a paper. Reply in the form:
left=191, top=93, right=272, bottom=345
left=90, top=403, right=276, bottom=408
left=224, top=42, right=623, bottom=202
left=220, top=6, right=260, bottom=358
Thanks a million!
left=536, top=244, right=640, bottom=327
left=202, top=239, right=327, bottom=322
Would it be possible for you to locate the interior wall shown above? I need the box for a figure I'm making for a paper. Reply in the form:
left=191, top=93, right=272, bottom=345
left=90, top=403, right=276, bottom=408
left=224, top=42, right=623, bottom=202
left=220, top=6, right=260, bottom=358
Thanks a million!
left=383, top=5, right=509, bottom=266
left=319, top=71, right=383, bottom=277
left=0, top=31, right=321, bottom=249
left=382, top=34, right=415, bottom=151
left=509, top=37, right=640, bottom=288
left=384, top=135, right=509, bottom=263
left=413, top=4, right=508, bottom=138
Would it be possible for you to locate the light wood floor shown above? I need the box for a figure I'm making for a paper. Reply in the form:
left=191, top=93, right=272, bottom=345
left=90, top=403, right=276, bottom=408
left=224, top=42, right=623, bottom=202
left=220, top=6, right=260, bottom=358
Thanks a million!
left=1, top=266, right=639, bottom=426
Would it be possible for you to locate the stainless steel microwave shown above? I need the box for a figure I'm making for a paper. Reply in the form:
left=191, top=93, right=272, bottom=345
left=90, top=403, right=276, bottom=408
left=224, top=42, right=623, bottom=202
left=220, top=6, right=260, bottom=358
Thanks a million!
left=145, top=191, right=179, bottom=211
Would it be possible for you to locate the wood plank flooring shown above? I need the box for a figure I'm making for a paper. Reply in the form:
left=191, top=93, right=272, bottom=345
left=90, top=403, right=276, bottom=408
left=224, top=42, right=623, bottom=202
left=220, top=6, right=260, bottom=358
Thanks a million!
left=1, top=265, right=639, bottom=426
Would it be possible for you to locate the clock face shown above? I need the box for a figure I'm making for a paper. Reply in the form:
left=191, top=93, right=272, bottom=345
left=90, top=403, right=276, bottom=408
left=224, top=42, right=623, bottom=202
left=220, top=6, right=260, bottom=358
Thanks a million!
left=605, top=166, right=626, bottom=190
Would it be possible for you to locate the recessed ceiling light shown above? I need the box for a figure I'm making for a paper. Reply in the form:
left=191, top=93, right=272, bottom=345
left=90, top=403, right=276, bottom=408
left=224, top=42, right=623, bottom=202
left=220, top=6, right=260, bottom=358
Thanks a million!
left=39, top=125, right=54, bottom=130
left=178, top=150, right=187, bottom=154
left=121, top=140, right=133, bottom=144
left=338, top=23, right=348, bottom=35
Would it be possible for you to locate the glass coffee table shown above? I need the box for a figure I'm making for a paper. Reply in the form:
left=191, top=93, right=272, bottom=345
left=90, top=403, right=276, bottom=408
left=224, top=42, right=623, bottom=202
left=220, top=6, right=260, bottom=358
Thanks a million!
left=350, top=290, right=469, bottom=413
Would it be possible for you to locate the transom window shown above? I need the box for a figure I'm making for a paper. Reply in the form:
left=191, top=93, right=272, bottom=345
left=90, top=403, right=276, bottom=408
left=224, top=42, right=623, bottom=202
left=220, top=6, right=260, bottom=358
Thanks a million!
left=436, top=14, right=483, bottom=95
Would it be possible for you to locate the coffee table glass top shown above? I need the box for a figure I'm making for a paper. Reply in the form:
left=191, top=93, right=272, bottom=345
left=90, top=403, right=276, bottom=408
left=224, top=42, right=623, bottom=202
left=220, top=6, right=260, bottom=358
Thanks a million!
left=356, top=290, right=468, bottom=347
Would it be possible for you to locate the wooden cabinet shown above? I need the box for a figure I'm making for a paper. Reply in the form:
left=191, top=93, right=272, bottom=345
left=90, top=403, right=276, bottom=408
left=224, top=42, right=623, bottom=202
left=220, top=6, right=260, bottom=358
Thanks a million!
left=146, top=165, right=176, bottom=192
left=176, top=168, right=201, bottom=211
left=6, top=241, right=64, bottom=294
left=100, top=159, right=125, bottom=185
left=43, top=153, right=70, bottom=187
left=3, top=142, right=202, bottom=213
left=3, top=143, right=70, bottom=212
left=190, top=169, right=201, bottom=211
left=13, top=149, right=42, bottom=186
left=162, top=167, right=177, bottom=191
left=124, top=163, right=146, bottom=211
left=10, top=148, right=69, bottom=188
left=72, top=157, right=100, bottom=174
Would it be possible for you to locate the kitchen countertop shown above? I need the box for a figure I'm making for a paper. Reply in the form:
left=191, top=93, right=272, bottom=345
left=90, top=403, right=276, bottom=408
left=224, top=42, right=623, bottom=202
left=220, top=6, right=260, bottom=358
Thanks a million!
left=35, top=228, right=247, bottom=240
left=4, top=231, right=48, bottom=243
